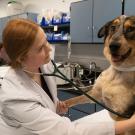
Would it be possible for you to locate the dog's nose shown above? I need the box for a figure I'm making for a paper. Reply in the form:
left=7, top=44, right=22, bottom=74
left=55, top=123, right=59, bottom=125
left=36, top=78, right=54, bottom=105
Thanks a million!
left=109, top=42, right=120, bottom=53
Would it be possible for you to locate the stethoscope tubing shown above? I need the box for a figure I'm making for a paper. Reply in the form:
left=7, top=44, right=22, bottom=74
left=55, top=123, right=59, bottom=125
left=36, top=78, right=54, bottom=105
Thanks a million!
left=43, top=60, right=131, bottom=118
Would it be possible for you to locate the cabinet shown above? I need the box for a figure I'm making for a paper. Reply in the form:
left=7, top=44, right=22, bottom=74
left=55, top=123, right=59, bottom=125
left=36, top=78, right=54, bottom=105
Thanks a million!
left=93, top=0, right=122, bottom=43
left=124, top=0, right=135, bottom=15
left=70, top=0, right=92, bottom=43
left=70, top=0, right=122, bottom=43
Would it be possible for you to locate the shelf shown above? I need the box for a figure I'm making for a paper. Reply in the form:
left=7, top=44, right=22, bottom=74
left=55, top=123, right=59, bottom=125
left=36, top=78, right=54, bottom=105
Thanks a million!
left=48, top=40, right=68, bottom=44
left=42, top=24, right=70, bottom=34
left=41, top=23, right=70, bottom=29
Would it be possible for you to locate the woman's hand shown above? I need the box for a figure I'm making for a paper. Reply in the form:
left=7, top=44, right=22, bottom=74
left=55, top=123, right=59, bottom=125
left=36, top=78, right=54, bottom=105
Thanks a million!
left=56, top=101, right=69, bottom=114
left=115, top=114, right=135, bottom=134
left=128, top=114, right=135, bottom=130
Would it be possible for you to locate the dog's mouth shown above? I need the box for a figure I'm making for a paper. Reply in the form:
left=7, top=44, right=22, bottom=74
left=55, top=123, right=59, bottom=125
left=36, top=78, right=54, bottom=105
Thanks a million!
left=111, top=48, right=132, bottom=62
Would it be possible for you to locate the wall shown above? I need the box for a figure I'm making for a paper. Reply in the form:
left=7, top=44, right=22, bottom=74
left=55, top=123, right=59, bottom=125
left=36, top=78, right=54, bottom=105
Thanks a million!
left=0, top=0, right=79, bottom=17
left=0, top=0, right=8, bottom=17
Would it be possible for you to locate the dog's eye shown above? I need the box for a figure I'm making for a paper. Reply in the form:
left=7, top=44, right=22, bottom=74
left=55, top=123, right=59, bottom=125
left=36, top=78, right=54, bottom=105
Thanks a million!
left=125, top=26, right=135, bottom=33
left=110, top=25, right=116, bottom=32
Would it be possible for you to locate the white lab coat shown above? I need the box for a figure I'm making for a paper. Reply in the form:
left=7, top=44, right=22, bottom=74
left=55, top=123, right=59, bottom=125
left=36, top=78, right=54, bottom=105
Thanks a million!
left=0, top=63, right=115, bottom=135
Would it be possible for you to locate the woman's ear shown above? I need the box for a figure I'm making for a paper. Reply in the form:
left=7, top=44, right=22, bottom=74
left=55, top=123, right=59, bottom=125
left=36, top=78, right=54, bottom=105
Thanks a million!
left=16, top=56, right=25, bottom=64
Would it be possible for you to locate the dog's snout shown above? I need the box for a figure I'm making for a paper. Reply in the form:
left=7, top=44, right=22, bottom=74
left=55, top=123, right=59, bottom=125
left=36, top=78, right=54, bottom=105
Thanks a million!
left=109, top=42, right=120, bottom=53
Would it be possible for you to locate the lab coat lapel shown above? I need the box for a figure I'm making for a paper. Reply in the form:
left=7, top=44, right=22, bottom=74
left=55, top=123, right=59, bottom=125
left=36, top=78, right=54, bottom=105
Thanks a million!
left=21, top=69, right=57, bottom=112
left=44, top=76, right=57, bottom=104
left=40, top=62, right=58, bottom=106
left=33, top=78, right=56, bottom=111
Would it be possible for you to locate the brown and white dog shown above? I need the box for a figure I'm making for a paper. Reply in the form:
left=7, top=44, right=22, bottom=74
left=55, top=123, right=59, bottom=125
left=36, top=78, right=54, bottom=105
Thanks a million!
left=65, top=15, right=135, bottom=135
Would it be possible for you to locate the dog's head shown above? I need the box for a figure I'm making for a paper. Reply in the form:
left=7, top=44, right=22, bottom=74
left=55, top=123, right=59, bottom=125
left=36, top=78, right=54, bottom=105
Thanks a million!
left=98, top=15, right=135, bottom=68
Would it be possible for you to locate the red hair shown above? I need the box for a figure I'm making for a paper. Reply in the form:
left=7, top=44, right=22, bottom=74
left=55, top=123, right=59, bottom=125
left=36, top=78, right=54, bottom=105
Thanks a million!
left=2, top=18, right=39, bottom=68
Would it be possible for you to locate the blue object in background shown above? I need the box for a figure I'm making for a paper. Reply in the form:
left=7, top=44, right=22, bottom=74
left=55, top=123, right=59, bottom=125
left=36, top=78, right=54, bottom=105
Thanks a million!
left=52, top=16, right=61, bottom=25
left=40, top=17, right=46, bottom=26
left=46, top=32, right=53, bottom=41
left=40, top=17, right=51, bottom=26
left=61, top=13, right=70, bottom=24
left=53, top=33, right=62, bottom=41
left=46, top=31, right=69, bottom=42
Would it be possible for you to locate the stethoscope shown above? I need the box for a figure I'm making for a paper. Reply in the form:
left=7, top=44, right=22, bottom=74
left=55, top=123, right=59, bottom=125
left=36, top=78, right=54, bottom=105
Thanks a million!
left=0, top=60, right=132, bottom=118
left=43, top=60, right=132, bottom=118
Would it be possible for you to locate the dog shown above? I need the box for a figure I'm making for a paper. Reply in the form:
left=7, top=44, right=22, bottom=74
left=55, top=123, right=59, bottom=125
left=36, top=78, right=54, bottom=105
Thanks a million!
left=65, top=15, right=135, bottom=135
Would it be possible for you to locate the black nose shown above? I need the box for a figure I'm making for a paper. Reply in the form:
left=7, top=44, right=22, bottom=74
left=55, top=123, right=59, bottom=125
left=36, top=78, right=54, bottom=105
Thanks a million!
left=109, top=42, right=120, bottom=53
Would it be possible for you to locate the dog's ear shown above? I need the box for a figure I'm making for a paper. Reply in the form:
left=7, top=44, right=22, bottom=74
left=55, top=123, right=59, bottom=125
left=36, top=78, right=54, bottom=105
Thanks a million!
left=98, top=21, right=112, bottom=38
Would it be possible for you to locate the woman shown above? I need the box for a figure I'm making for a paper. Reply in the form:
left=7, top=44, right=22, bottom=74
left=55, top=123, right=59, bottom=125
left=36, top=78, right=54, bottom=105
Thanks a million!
left=0, top=18, right=135, bottom=135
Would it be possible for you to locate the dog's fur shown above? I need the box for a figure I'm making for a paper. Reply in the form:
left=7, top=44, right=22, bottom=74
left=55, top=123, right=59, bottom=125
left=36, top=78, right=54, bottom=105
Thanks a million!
left=65, top=15, right=135, bottom=135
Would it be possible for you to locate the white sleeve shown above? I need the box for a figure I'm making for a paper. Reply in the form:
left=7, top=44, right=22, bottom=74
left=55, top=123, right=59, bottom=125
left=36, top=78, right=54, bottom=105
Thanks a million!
left=3, top=100, right=115, bottom=135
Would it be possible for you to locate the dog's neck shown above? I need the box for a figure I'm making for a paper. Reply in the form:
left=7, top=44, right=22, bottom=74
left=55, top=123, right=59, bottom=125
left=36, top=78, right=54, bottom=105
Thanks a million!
left=112, top=65, right=135, bottom=72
